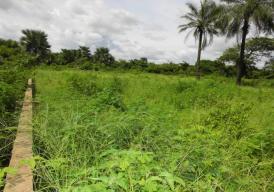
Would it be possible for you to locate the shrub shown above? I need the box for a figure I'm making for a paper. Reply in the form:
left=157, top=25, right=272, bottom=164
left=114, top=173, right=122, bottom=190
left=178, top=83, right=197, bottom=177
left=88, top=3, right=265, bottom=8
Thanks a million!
left=175, top=80, right=197, bottom=93
left=95, top=79, right=126, bottom=111
left=203, top=102, right=251, bottom=139
left=68, top=75, right=100, bottom=96
left=0, top=82, right=17, bottom=115
left=0, top=70, right=27, bottom=124
left=174, top=80, right=227, bottom=109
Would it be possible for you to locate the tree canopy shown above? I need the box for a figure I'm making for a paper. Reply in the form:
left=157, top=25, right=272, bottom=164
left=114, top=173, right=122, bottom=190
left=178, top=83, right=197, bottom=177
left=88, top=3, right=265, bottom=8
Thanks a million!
left=20, top=29, right=51, bottom=61
left=93, top=48, right=115, bottom=67
left=219, top=37, right=274, bottom=66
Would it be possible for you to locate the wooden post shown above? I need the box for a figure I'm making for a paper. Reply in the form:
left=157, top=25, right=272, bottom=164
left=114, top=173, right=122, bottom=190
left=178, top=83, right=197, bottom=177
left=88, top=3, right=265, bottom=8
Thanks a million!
left=4, top=79, right=33, bottom=192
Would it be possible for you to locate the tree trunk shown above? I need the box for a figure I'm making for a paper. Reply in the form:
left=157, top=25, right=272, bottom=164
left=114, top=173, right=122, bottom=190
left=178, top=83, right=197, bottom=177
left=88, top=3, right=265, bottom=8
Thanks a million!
left=196, top=31, right=203, bottom=80
left=236, top=18, right=249, bottom=85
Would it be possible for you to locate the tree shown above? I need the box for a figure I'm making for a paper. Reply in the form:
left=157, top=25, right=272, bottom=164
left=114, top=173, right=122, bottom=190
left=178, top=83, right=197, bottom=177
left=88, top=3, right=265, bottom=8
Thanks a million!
left=59, top=49, right=79, bottom=64
left=179, top=0, right=222, bottom=79
left=93, top=47, right=115, bottom=67
left=245, top=37, right=274, bottom=59
left=219, top=37, right=274, bottom=77
left=0, top=38, right=36, bottom=68
left=78, top=46, right=91, bottom=59
left=128, top=58, right=149, bottom=69
left=20, top=29, right=51, bottom=61
left=200, top=60, right=226, bottom=74
left=221, top=0, right=274, bottom=85
left=262, top=58, right=274, bottom=78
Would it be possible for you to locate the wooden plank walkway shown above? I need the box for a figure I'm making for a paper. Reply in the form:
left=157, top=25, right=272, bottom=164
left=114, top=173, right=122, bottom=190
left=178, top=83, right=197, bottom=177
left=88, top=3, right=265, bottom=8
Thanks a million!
left=4, top=79, right=33, bottom=192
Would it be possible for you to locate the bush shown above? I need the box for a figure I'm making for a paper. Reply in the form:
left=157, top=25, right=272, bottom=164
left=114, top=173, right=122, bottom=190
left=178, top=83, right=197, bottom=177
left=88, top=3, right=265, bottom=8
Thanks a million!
left=0, top=70, right=27, bottom=123
left=175, top=80, right=197, bottom=93
left=0, top=82, right=17, bottom=115
left=68, top=75, right=100, bottom=96
left=146, top=63, right=191, bottom=75
left=200, top=60, right=226, bottom=75
left=95, top=78, right=126, bottom=111
left=203, top=102, right=251, bottom=139
left=173, top=80, right=229, bottom=109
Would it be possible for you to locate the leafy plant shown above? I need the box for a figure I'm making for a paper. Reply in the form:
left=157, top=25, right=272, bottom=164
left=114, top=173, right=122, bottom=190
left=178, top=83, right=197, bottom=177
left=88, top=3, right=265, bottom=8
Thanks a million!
left=69, top=75, right=100, bottom=96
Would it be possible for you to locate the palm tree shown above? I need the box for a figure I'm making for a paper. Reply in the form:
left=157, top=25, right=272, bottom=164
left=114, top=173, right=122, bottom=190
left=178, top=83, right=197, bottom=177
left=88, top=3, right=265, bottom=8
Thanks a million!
left=20, top=29, right=51, bottom=59
left=221, top=0, right=274, bottom=85
left=179, top=0, right=221, bottom=79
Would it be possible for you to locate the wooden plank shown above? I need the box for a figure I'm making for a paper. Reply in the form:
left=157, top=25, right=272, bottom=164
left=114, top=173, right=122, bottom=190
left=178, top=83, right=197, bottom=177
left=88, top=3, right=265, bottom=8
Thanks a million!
left=4, top=79, right=33, bottom=192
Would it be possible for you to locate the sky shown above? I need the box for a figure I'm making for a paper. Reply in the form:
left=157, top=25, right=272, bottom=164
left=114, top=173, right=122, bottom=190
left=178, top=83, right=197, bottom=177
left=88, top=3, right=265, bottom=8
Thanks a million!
left=0, top=0, right=262, bottom=64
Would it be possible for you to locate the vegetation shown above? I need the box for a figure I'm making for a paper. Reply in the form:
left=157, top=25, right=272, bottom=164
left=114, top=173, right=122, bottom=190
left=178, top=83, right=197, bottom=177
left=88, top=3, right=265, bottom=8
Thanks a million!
left=0, top=38, right=30, bottom=188
left=219, top=37, right=274, bottom=78
left=20, top=29, right=51, bottom=62
left=0, top=0, right=273, bottom=191
left=1, top=27, right=273, bottom=81
left=263, top=58, right=274, bottom=79
left=33, top=69, right=274, bottom=191
left=93, top=48, right=115, bottom=67
left=0, top=38, right=36, bottom=68
left=179, top=0, right=222, bottom=79
left=0, top=69, right=27, bottom=187
left=221, top=0, right=274, bottom=85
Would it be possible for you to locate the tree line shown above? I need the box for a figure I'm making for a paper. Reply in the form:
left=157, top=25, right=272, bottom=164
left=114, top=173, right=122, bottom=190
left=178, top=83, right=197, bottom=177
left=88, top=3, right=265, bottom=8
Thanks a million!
left=0, top=30, right=273, bottom=79
left=0, top=0, right=273, bottom=84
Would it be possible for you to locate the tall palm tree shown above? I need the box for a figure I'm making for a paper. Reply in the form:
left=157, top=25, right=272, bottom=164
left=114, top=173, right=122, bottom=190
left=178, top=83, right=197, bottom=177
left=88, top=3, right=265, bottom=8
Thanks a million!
left=20, top=29, right=51, bottom=59
left=221, top=0, right=274, bottom=85
left=179, top=0, right=221, bottom=79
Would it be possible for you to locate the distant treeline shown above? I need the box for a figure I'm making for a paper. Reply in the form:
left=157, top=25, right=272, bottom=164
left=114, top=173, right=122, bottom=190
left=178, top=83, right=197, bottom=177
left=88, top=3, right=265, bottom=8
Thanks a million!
left=0, top=29, right=273, bottom=79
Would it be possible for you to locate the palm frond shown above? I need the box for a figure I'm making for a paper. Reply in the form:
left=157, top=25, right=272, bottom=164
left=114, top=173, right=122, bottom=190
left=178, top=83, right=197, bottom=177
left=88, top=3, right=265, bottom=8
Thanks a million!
left=252, top=4, right=274, bottom=34
left=178, top=0, right=222, bottom=48
left=186, top=2, right=199, bottom=16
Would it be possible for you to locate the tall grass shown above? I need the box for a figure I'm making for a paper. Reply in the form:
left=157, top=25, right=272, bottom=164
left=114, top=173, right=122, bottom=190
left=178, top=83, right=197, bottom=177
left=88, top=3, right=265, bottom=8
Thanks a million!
left=33, top=69, right=274, bottom=191
left=0, top=69, right=28, bottom=187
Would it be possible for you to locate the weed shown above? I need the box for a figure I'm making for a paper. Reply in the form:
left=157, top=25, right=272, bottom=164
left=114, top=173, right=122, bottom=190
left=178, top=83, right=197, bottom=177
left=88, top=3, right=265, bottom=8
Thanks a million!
left=33, top=70, right=274, bottom=192
left=68, top=75, right=100, bottom=96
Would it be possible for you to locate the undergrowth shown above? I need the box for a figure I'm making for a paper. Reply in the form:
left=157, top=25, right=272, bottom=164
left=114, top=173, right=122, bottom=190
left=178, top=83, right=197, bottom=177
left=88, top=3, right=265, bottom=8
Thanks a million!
left=0, top=69, right=28, bottom=187
left=33, top=70, right=274, bottom=192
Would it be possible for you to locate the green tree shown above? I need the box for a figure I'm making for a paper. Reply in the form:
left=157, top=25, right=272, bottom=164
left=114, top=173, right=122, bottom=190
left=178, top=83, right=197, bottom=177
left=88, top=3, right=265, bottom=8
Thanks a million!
left=78, top=46, right=91, bottom=59
left=0, top=38, right=36, bottom=68
left=262, top=58, right=274, bottom=78
left=20, top=29, right=51, bottom=61
left=219, top=37, right=274, bottom=77
left=59, top=49, right=79, bottom=65
left=200, top=60, right=226, bottom=75
left=221, top=0, right=274, bottom=85
left=179, top=0, right=222, bottom=79
left=129, top=58, right=149, bottom=69
left=245, top=37, right=274, bottom=59
left=93, top=47, right=115, bottom=67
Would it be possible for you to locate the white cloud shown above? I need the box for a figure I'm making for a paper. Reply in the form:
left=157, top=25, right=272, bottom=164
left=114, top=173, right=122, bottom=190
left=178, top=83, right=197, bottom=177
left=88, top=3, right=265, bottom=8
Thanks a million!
left=0, top=0, right=249, bottom=64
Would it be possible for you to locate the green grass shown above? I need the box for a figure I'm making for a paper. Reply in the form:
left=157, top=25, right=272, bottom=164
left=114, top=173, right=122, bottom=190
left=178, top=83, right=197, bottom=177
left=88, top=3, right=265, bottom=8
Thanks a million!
left=0, top=69, right=28, bottom=187
left=33, top=69, right=274, bottom=192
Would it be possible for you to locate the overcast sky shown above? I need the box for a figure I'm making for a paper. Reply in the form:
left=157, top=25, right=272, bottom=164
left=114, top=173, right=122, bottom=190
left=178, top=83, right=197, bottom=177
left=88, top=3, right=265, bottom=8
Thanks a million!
left=0, top=0, right=262, bottom=64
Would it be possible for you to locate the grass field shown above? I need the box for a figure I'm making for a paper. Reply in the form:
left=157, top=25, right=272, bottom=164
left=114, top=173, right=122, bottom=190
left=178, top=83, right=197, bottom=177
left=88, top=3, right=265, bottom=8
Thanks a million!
left=33, top=69, right=274, bottom=192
